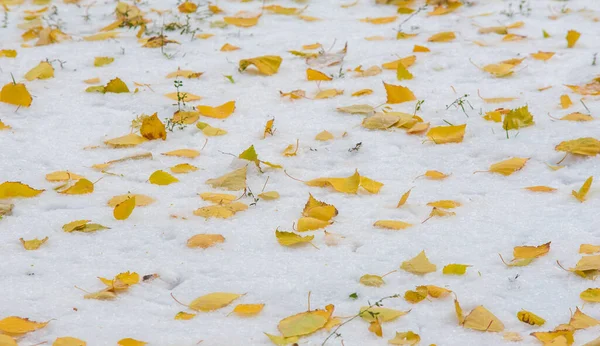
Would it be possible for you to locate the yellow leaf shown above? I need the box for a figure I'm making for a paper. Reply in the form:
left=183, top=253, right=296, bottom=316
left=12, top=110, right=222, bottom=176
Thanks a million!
left=359, top=274, right=385, bottom=287
left=263, top=118, right=275, bottom=138
left=384, top=82, right=416, bottom=104
left=239, top=55, right=282, bottom=75
left=306, top=170, right=360, bottom=194
left=513, top=242, right=551, bottom=259
left=258, top=191, right=279, bottom=200
left=361, top=16, right=397, bottom=24
left=117, top=338, right=147, bottom=346
left=359, top=307, right=408, bottom=322
left=517, top=310, right=546, bottom=326
left=206, top=166, right=247, bottom=191
left=426, top=124, right=466, bottom=144
left=298, top=15, right=320, bottom=22
left=454, top=298, right=465, bottom=324
left=427, top=200, right=461, bottom=209
left=382, top=56, right=416, bottom=70
left=199, top=192, right=237, bottom=204
left=162, top=149, right=200, bottom=158
left=197, top=101, right=236, bottom=119
left=580, top=244, right=600, bottom=254
left=401, top=250, right=437, bottom=275
left=84, top=290, right=117, bottom=300
left=531, top=51, right=555, bottom=61
left=178, top=1, right=197, bottom=13
left=189, top=292, right=242, bottom=312
left=58, top=179, right=94, bottom=195
left=113, top=196, right=135, bottom=220
left=224, top=15, right=260, bottom=27
left=352, top=89, right=373, bottom=97
left=531, top=331, right=574, bottom=345
left=62, top=220, right=108, bottom=233
left=478, top=91, right=518, bottom=104
left=276, top=230, right=314, bottom=247
left=397, top=32, right=418, bottom=40
left=0, top=120, right=11, bottom=130
left=0, top=49, right=17, bottom=58
left=52, top=337, right=86, bottom=346
left=0, top=182, right=44, bottom=199
left=104, top=133, right=147, bottom=148
left=404, top=286, right=428, bottom=304
left=426, top=285, right=452, bottom=298
left=140, top=113, right=166, bottom=140
left=108, top=194, right=154, bottom=207
left=556, top=138, right=600, bottom=157
left=315, top=130, right=334, bottom=141
left=374, top=220, right=413, bottom=230
left=142, top=36, right=180, bottom=48
left=24, top=61, right=54, bottom=81
left=388, top=331, right=420, bottom=345
left=503, top=105, right=535, bottom=130
left=0, top=316, right=48, bottom=335
left=20, top=237, right=48, bottom=250
left=524, top=186, right=556, bottom=192
left=360, top=176, right=383, bottom=193
left=463, top=306, right=505, bottom=332
left=170, top=163, right=198, bottom=174
left=397, top=189, right=412, bottom=208
left=104, top=77, right=129, bottom=93
left=306, top=68, right=332, bottom=81
left=422, top=170, right=449, bottom=180
left=193, top=202, right=248, bottom=219
left=570, top=255, right=600, bottom=271
left=164, top=92, right=201, bottom=102
left=93, top=57, right=114, bottom=67
left=174, top=311, right=196, bottom=320
left=566, top=30, right=581, bottom=48
left=173, top=111, right=200, bottom=125
left=368, top=318, right=383, bottom=337
left=83, top=31, right=120, bottom=41
left=569, top=307, right=600, bottom=330
left=187, top=234, right=225, bottom=248
left=572, top=176, right=593, bottom=202
left=166, top=70, right=203, bottom=79
left=560, top=94, right=573, bottom=109
left=413, top=44, right=430, bottom=52
left=149, top=170, right=179, bottom=185
left=486, top=157, right=529, bottom=176
left=355, top=66, right=382, bottom=77
left=482, top=63, right=515, bottom=77
left=428, top=207, right=456, bottom=219
left=560, top=112, right=593, bottom=121
left=264, top=333, right=299, bottom=346
left=443, top=264, right=471, bottom=275
left=297, top=217, right=330, bottom=232
left=303, top=194, right=337, bottom=221
left=45, top=171, right=85, bottom=182
left=195, top=33, right=214, bottom=39
left=1, top=82, right=33, bottom=107
left=397, top=63, right=413, bottom=80
left=221, top=43, right=240, bottom=52
left=278, top=309, right=329, bottom=338
left=314, top=88, right=343, bottom=99
left=231, top=304, right=264, bottom=316
left=428, top=31, right=456, bottom=42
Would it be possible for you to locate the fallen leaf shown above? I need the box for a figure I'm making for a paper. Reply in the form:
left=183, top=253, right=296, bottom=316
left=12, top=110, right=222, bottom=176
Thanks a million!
left=104, top=134, right=147, bottom=148
left=0, top=182, right=44, bottom=199
left=197, top=101, right=236, bottom=119
left=140, top=113, right=166, bottom=140
left=0, top=316, right=48, bottom=335
left=572, top=176, right=593, bottom=202
left=113, top=196, right=135, bottom=220
left=513, top=242, right=551, bottom=259
left=24, top=61, right=54, bottom=80
left=58, top=179, right=94, bottom=195
left=162, top=149, right=200, bottom=158
left=224, top=15, right=261, bottom=27
left=388, top=331, right=420, bottom=345
left=426, top=124, right=466, bottom=144
left=1, top=82, right=33, bottom=107
left=149, top=170, right=179, bottom=185
left=566, top=30, right=581, bottom=48
left=374, top=220, right=413, bottom=230
left=63, top=220, right=108, bottom=233
left=463, top=306, right=505, bottom=332
left=569, top=307, right=600, bottom=330
left=19, top=237, right=48, bottom=250
left=428, top=31, right=456, bottom=42
left=206, top=167, right=247, bottom=191
left=190, top=292, right=242, bottom=311
left=307, top=68, right=332, bottom=81
left=401, top=251, right=437, bottom=275
left=231, top=304, right=264, bottom=316
left=117, top=338, right=147, bottom=346
left=187, top=234, right=225, bottom=248
left=239, top=56, right=282, bottom=75
left=171, top=163, right=198, bottom=173
left=517, top=310, right=546, bottom=326
left=315, top=130, right=334, bottom=141
left=443, top=264, right=471, bottom=275
left=52, top=337, right=87, bottom=346
left=174, top=312, right=196, bottom=320
left=359, top=307, right=408, bottom=322
left=556, top=138, right=600, bottom=157
left=359, top=274, right=385, bottom=287
left=384, top=82, right=416, bottom=103
left=276, top=230, right=315, bottom=247
left=485, top=157, right=529, bottom=176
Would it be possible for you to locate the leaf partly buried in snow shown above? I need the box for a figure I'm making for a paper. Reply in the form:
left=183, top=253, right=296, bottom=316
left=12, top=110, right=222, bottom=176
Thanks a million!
left=400, top=251, right=436, bottom=275
left=190, top=292, right=242, bottom=312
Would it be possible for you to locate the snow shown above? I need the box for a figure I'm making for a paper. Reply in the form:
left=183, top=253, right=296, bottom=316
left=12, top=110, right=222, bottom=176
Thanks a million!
left=1, top=0, right=600, bottom=345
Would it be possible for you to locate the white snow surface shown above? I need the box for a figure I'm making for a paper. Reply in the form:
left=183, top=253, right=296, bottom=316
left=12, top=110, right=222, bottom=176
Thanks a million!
left=1, top=0, right=600, bottom=345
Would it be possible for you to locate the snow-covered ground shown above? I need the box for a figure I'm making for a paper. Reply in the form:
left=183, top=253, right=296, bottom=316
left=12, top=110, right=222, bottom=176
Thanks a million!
left=1, top=0, right=600, bottom=345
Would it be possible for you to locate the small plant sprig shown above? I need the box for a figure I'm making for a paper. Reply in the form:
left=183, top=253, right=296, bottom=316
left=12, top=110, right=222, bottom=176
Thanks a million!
left=173, top=79, right=187, bottom=112
left=592, top=53, right=597, bottom=66
left=2, top=11, right=8, bottom=29
left=321, top=294, right=401, bottom=345
left=446, top=94, right=473, bottom=117
left=348, top=142, right=362, bottom=153
left=243, top=186, right=260, bottom=206
left=413, top=99, right=425, bottom=116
